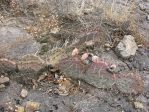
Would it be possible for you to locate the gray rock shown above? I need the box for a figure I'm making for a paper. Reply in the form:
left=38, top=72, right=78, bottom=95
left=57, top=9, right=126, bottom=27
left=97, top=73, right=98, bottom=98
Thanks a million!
left=132, top=50, right=149, bottom=71
left=0, top=25, right=40, bottom=60
left=0, top=84, right=5, bottom=88
left=0, top=58, right=17, bottom=74
left=0, top=76, right=9, bottom=84
left=139, top=3, right=146, bottom=11
left=115, top=35, right=138, bottom=58
left=20, top=89, right=28, bottom=98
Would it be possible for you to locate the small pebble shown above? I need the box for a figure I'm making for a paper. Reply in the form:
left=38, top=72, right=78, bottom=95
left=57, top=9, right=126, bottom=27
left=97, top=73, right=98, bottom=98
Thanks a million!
left=0, top=77, right=9, bottom=84
left=134, top=102, right=143, bottom=109
left=85, top=40, right=95, bottom=46
left=92, top=55, right=100, bottom=63
left=20, top=89, right=28, bottom=98
left=104, top=43, right=112, bottom=50
left=81, top=53, right=89, bottom=61
left=15, top=106, right=25, bottom=112
left=0, top=84, right=5, bottom=89
left=26, top=101, right=40, bottom=111
left=72, top=48, right=79, bottom=56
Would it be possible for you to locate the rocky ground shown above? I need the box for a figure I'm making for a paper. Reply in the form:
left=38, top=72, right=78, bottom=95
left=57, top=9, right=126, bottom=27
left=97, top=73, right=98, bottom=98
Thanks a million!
left=0, top=0, right=149, bottom=112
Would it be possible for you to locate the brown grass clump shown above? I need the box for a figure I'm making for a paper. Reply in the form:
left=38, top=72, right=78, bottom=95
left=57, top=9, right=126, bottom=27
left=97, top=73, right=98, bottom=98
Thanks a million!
left=1, top=0, right=145, bottom=58
left=102, top=0, right=135, bottom=23
left=96, top=0, right=145, bottom=46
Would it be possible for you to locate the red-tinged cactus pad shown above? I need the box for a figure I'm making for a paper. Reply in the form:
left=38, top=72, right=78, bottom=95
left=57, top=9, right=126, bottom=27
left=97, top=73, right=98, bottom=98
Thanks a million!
left=58, top=57, right=114, bottom=89
left=58, top=57, right=86, bottom=78
left=58, top=57, right=144, bottom=94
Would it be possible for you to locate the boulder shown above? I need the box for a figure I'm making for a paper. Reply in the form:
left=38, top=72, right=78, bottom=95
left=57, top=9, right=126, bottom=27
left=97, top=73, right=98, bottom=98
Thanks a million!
left=115, top=35, right=138, bottom=58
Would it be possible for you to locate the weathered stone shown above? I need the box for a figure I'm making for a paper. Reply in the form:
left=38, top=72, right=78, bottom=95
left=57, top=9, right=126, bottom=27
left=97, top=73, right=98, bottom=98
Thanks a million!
left=0, top=25, right=40, bottom=60
left=131, top=49, right=149, bottom=71
left=0, top=76, right=9, bottom=84
left=20, top=89, right=28, bottom=98
left=25, top=101, right=40, bottom=112
left=139, top=3, right=146, bottom=11
left=115, top=35, right=138, bottom=58
left=134, top=102, right=144, bottom=109
left=0, top=58, right=17, bottom=73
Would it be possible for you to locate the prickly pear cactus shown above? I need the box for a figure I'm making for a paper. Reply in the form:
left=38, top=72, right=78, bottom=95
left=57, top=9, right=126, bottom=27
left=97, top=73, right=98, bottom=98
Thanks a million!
left=58, top=57, right=144, bottom=94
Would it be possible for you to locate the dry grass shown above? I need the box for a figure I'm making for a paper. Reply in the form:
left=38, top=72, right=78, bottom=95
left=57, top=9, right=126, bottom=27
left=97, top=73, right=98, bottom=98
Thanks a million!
left=96, top=0, right=144, bottom=45
left=0, top=0, right=138, bottom=31
left=0, top=0, right=144, bottom=58
left=102, top=0, right=135, bottom=23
